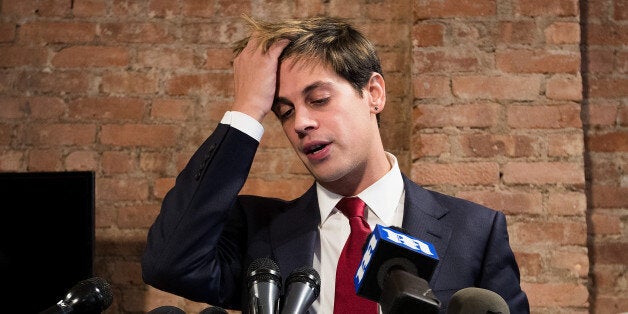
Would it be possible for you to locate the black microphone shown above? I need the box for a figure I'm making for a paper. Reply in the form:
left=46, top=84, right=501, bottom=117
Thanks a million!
left=447, top=287, right=510, bottom=314
left=199, top=306, right=229, bottom=314
left=247, top=257, right=282, bottom=314
left=147, top=305, right=186, bottom=313
left=280, top=266, right=321, bottom=314
left=39, top=277, right=113, bottom=314
left=354, top=224, right=441, bottom=314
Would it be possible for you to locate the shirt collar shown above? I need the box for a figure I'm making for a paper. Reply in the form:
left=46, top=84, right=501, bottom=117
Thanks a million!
left=317, top=152, right=404, bottom=226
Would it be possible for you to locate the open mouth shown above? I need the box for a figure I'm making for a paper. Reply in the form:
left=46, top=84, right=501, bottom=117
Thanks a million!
left=304, top=143, right=329, bottom=155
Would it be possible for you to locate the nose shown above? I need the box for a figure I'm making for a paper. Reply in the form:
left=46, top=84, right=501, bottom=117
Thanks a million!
left=293, top=106, right=317, bottom=137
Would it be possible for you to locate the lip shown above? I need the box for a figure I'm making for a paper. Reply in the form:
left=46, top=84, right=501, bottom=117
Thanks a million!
left=302, top=141, right=332, bottom=162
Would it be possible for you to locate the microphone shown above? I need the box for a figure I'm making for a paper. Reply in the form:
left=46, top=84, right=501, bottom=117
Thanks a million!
left=447, top=287, right=510, bottom=314
left=247, top=257, right=282, bottom=314
left=354, top=224, right=441, bottom=314
left=199, top=306, right=229, bottom=314
left=39, top=277, right=113, bottom=314
left=147, top=305, right=186, bottom=313
left=280, top=266, right=321, bottom=314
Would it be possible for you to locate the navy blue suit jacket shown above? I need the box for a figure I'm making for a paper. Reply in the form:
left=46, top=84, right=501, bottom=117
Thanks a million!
left=142, top=123, right=529, bottom=313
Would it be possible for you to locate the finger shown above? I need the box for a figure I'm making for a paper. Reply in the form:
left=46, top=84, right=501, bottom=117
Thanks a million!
left=267, top=38, right=290, bottom=59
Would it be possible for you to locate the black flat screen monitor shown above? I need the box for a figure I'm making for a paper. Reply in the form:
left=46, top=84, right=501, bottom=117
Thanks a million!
left=0, top=171, right=95, bottom=312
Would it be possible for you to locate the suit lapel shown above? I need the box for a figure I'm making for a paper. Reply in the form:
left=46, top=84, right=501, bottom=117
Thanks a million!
left=401, top=175, right=452, bottom=283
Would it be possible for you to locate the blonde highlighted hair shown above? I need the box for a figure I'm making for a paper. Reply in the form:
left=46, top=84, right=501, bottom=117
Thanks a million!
left=233, top=15, right=383, bottom=95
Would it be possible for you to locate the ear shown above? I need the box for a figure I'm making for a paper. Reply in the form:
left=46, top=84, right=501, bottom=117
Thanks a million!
left=366, top=73, right=386, bottom=114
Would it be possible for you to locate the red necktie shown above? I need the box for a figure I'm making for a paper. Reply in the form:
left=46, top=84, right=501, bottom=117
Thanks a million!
left=333, top=197, right=378, bottom=313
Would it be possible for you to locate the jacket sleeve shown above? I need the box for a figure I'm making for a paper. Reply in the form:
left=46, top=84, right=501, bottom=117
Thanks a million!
left=478, top=212, right=530, bottom=313
left=141, top=123, right=258, bottom=308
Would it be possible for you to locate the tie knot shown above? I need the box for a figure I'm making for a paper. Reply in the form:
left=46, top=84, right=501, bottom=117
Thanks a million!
left=336, top=197, right=366, bottom=219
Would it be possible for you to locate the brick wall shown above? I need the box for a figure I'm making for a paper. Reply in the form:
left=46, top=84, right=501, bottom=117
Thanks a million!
left=0, top=0, right=624, bottom=313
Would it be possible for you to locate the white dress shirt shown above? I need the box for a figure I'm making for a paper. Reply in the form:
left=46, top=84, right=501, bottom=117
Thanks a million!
left=222, top=111, right=406, bottom=313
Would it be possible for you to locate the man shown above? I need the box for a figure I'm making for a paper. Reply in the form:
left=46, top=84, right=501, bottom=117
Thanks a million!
left=142, top=16, right=529, bottom=313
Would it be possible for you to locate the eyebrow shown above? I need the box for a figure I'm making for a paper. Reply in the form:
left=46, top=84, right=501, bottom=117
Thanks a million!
left=274, top=81, right=332, bottom=107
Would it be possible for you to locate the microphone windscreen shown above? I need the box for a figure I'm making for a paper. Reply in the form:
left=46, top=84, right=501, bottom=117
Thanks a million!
left=147, top=305, right=186, bottom=313
left=447, top=287, right=510, bottom=314
left=247, top=257, right=281, bottom=285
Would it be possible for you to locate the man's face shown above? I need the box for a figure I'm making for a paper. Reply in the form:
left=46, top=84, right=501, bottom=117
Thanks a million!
left=274, top=58, right=386, bottom=193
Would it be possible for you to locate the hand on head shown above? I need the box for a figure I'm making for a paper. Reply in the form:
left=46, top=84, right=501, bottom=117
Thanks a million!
left=232, top=33, right=290, bottom=122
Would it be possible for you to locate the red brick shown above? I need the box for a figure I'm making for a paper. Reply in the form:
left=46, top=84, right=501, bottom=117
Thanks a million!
left=0, top=124, right=12, bottom=145
left=365, top=1, right=413, bottom=20
left=52, top=46, right=129, bottom=67
left=586, top=49, right=616, bottom=74
left=545, top=22, right=580, bottom=44
left=590, top=186, right=628, bottom=208
left=101, top=71, right=159, bottom=95
left=69, top=97, right=145, bottom=120
left=546, top=74, right=583, bottom=101
left=2, top=0, right=39, bottom=16
left=165, top=73, right=233, bottom=96
left=412, top=75, right=451, bottom=99
left=457, top=190, right=543, bottom=215
left=413, top=50, right=480, bottom=73
left=97, top=178, right=149, bottom=201
left=616, top=0, right=628, bottom=20
left=140, top=152, right=171, bottom=174
left=459, top=133, right=538, bottom=158
left=547, top=191, right=587, bottom=216
left=590, top=211, right=622, bottom=235
left=547, top=132, right=584, bottom=157
left=586, top=100, right=619, bottom=126
left=453, top=75, right=541, bottom=100
left=0, top=23, right=16, bottom=42
left=496, top=49, right=580, bottom=74
left=180, top=21, right=248, bottom=45
left=19, top=21, right=97, bottom=43
left=0, top=151, right=23, bottom=171
left=0, top=46, right=47, bottom=67
left=586, top=131, right=628, bottom=152
left=503, top=162, right=584, bottom=184
left=514, top=0, right=579, bottom=17
left=413, top=102, right=500, bottom=128
left=101, top=22, right=175, bottom=44
left=514, top=252, right=542, bottom=277
left=414, top=0, right=496, bottom=18
left=102, top=151, right=137, bottom=175
left=100, top=124, right=180, bottom=147
left=413, top=23, right=444, bottom=47
left=593, top=296, right=628, bottom=314
left=0, top=97, right=27, bottom=119
left=26, top=123, right=96, bottom=146
left=181, top=0, right=216, bottom=17
left=498, top=21, right=537, bottom=45
left=593, top=242, right=628, bottom=264
left=27, top=148, right=63, bottom=171
left=150, top=98, right=193, bottom=121
left=620, top=105, right=628, bottom=126
left=550, top=250, right=589, bottom=278
left=27, top=96, right=66, bottom=119
left=586, top=23, right=628, bottom=46
left=589, top=77, right=628, bottom=98
left=507, top=104, right=582, bottom=129
left=411, top=162, right=499, bottom=185
left=16, top=71, right=92, bottom=94
left=362, top=22, right=410, bottom=47
left=65, top=150, right=98, bottom=171
left=204, top=48, right=234, bottom=70
left=118, top=203, right=160, bottom=229
left=511, top=221, right=586, bottom=246
left=588, top=158, right=622, bottom=185
left=72, top=0, right=107, bottom=17
left=138, top=47, right=196, bottom=69
left=618, top=50, right=628, bottom=74
left=154, top=177, right=175, bottom=199
left=522, top=282, right=588, bottom=307
left=411, top=133, right=449, bottom=158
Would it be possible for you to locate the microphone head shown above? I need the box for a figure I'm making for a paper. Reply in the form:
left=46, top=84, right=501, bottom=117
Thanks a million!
left=247, top=257, right=282, bottom=288
left=285, top=265, right=321, bottom=297
left=64, top=277, right=113, bottom=313
left=147, top=305, right=187, bottom=313
left=447, top=287, right=510, bottom=314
